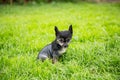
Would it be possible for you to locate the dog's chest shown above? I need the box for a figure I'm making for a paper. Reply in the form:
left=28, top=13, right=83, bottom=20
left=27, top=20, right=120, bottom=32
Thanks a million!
left=58, top=47, right=67, bottom=55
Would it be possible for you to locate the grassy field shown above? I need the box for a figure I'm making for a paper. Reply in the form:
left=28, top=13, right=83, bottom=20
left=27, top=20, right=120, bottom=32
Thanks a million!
left=0, top=2, right=120, bottom=80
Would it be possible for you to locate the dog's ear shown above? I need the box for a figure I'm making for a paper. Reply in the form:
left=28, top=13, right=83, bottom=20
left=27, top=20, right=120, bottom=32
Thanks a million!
left=54, top=26, right=59, bottom=36
left=69, top=25, right=73, bottom=34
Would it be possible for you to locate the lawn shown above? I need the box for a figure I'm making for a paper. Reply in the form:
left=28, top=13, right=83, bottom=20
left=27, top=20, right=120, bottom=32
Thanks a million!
left=0, top=2, right=120, bottom=80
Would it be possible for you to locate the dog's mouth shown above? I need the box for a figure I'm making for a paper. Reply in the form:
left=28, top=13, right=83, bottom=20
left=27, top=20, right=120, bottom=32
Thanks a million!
left=64, top=45, right=68, bottom=48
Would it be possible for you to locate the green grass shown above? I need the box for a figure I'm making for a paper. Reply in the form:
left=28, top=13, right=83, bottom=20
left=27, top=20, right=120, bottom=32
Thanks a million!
left=0, top=2, right=120, bottom=80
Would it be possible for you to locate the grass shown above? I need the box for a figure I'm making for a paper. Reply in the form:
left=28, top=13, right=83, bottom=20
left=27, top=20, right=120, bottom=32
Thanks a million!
left=0, top=2, right=120, bottom=80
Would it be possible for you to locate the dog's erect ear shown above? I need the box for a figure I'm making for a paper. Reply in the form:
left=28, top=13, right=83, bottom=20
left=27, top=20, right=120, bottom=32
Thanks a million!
left=54, top=26, right=59, bottom=36
left=69, top=25, right=73, bottom=34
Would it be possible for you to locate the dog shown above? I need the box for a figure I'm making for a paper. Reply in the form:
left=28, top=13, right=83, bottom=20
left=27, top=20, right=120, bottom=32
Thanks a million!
left=37, top=25, right=73, bottom=63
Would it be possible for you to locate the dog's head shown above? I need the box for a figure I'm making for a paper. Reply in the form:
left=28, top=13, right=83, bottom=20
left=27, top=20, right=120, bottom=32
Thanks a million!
left=54, top=25, right=73, bottom=47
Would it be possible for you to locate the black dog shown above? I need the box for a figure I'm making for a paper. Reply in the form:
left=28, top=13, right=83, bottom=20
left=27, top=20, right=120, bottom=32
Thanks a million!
left=37, top=25, right=73, bottom=63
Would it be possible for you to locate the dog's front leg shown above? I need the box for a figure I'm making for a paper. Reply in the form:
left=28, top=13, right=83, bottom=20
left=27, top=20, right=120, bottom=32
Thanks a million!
left=52, top=56, right=57, bottom=64
left=52, top=52, right=58, bottom=64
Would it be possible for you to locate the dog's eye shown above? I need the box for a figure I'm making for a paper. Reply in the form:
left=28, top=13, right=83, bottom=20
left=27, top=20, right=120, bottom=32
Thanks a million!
left=66, top=38, right=70, bottom=42
left=59, top=38, right=64, bottom=42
